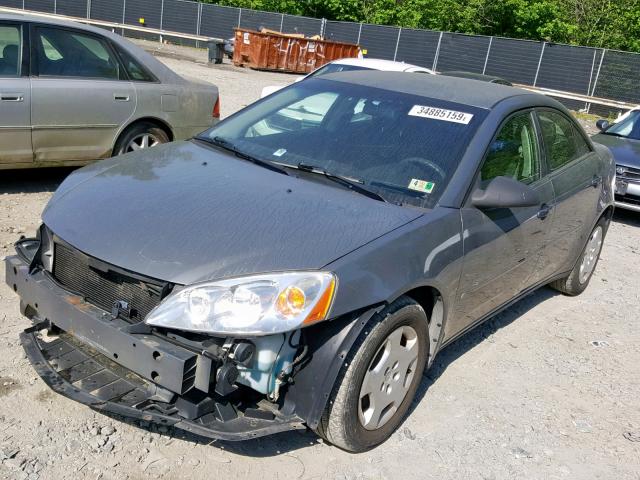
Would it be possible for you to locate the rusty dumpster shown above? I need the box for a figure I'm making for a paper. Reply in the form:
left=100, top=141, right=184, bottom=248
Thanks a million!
left=232, top=28, right=361, bottom=74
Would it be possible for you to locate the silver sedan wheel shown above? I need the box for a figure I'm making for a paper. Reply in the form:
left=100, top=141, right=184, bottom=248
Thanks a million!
left=579, top=225, right=603, bottom=284
left=125, top=133, right=161, bottom=152
left=358, top=325, right=419, bottom=431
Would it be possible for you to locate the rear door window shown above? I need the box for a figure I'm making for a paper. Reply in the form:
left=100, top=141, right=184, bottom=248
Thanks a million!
left=0, top=25, right=21, bottom=77
left=34, top=26, right=122, bottom=80
left=537, top=110, right=590, bottom=171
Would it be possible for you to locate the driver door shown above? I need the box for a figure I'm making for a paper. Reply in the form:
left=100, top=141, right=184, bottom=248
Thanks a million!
left=30, top=25, right=135, bottom=162
left=447, top=110, right=555, bottom=338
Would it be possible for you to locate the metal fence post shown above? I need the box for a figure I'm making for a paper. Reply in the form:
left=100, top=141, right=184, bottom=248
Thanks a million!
left=533, top=42, right=546, bottom=86
left=586, top=49, right=606, bottom=113
left=159, top=0, right=164, bottom=43
left=590, top=49, right=606, bottom=97
left=53, top=0, right=57, bottom=14
left=86, top=0, right=91, bottom=19
left=21, top=0, right=24, bottom=9
left=122, top=0, right=127, bottom=36
left=482, top=36, right=493, bottom=75
left=432, top=31, right=443, bottom=71
left=393, top=28, right=402, bottom=61
left=196, top=2, right=202, bottom=48
left=356, top=23, right=362, bottom=45
left=237, top=8, right=242, bottom=28
left=279, top=13, right=284, bottom=32
left=585, top=48, right=598, bottom=111
left=320, top=18, right=326, bottom=38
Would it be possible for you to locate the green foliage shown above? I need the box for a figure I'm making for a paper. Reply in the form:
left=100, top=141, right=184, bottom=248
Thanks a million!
left=202, top=0, right=640, bottom=52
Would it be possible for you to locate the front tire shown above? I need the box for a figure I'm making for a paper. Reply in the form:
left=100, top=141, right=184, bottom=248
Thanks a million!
left=550, top=215, right=609, bottom=296
left=316, top=297, right=429, bottom=452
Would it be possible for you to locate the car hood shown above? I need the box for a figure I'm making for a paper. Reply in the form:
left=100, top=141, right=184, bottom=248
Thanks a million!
left=591, top=133, right=640, bottom=169
left=43, top=141, right=421, bottom=285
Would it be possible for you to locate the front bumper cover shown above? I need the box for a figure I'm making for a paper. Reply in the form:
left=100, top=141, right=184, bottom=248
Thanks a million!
left=6, top=254, right=305, bottom=441
left=615, top=179, right=640, bottom=212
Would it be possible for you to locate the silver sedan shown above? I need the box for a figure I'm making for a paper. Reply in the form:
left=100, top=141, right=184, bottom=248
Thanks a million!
left=0, top=13, right=219, bottom=170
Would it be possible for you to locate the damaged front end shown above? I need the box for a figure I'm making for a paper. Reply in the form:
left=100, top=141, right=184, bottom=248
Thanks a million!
left=5, top=226, right=371, bottom=441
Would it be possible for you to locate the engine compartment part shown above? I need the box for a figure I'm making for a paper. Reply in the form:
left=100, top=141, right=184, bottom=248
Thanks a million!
left=20, top=323, right=305, bottom=441
left=6, top=248, right=381, bottom=443
left=235, top=331, right=300, bottom=397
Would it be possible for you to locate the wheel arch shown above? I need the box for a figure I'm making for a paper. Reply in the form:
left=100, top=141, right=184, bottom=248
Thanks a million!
left=113, top=117, right=175, bottom=154
left=601, top=205, right=615, bottom=223
left=402, top=286, right=445, bottom=366
left=291, top=285, right=447, bottom=430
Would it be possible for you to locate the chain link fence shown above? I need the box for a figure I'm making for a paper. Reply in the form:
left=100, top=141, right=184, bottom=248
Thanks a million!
left=4, top=0, right=640, bottom=115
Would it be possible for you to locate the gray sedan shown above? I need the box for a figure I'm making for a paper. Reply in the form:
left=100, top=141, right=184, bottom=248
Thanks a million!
left=6, top=72, right=614, bottom=452
left=0, top=13, right=219, bottom=170
left=592, top=113, right=640, bottom=212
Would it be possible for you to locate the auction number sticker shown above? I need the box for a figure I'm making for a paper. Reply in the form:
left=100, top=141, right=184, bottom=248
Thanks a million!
left=409, top=105, right=474, bottom=124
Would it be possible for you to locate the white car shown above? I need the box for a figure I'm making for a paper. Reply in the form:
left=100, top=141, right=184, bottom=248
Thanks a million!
left=615, top=105, right=640, bottom=123
left=260, top=58, right=434, bottom=98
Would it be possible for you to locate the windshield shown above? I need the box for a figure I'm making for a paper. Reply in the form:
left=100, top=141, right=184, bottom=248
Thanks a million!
left=604, top=110, right=640, bottom=140
left=200, top=78, right=487, bottom=208
left=307, top=63, right=372, bottom=78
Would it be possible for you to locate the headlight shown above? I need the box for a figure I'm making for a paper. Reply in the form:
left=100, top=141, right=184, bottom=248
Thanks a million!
left=145, top=272, right=336, bottom=335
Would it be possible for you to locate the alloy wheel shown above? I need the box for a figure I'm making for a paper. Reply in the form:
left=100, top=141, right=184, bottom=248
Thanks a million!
left=124, top=133, right=162, bottom=153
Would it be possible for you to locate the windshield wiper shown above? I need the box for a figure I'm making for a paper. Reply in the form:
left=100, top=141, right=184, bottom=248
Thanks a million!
left=196, top=136, right=289, bottom=176
left=286, top=162, right=387, bottom=202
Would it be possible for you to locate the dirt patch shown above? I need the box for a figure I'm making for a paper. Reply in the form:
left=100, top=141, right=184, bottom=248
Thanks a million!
left=0, top=377, right=21, bottom=397
left=35, top=389, right=55, bottom=403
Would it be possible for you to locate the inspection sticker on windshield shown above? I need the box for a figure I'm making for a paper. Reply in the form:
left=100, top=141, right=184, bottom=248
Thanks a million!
left=408, top=179, right=435, bottom=194
left=272, top=148, right=287, bottom=157
left=409, top=105, right=474, bottom=124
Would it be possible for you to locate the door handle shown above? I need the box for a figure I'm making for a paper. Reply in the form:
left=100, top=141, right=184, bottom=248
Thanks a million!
left=0, top=93, right=24, bottom=102
left=114, top=94, right=130, bottom=102
left=537, top=204, right=552, bottom=220
left=591, top=175, right=602, bottom=188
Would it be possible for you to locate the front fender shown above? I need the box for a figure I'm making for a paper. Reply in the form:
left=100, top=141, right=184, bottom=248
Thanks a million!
left=282, top=306, right=382, bottom=430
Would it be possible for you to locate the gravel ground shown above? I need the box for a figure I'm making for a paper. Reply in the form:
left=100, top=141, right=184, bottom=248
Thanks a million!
left=1, top=42, right=639, bottom=480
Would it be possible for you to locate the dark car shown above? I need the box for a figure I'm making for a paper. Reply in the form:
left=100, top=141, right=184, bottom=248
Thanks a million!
left=591, top=112, right=640, bottom=212
left=442, top=70, right=513, bottom=86
left=5, top=72, right=614, bottom=452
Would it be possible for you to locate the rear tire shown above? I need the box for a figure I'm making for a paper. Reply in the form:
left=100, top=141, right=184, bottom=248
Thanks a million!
left=550, top=215, right=609, bottom=296
left=113, top=122, right=170, bottom=156
left=316, top=296, right=429, bottom=452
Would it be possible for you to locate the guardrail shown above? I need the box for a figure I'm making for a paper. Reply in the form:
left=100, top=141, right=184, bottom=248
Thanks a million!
left=0, top=6, right=221, bottom=43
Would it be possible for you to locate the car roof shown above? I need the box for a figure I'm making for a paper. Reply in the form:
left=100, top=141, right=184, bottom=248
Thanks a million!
left=318, top=70, right=554, bottom=110
left=1, top=11, right=110, bottom=33
left=331, top=57, right=433, bottom=73
left=442, top=70, right=511, bottom=84
left=0, top=11, right=185, bottom=85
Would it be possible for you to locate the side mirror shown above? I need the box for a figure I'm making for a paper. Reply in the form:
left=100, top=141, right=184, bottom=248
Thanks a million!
left=472, top=176, right=541, bottom=209
left=595, top=119, right=610, bottom=131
